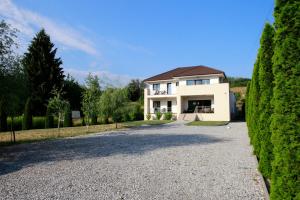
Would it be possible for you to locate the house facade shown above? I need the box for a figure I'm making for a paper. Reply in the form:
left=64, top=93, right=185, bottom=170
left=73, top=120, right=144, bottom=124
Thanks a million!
left=143, top=65, right=236, bottom=121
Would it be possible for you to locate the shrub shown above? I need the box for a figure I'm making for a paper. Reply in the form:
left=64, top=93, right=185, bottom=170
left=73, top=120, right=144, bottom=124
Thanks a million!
left=22, top=97, right=32, bottom=130
left=146, top=113, right=151, bottom=120
left=155, top=111, right=162, bottom=120
left=163, top=112, right=172, bottom=120
left=7, top=116, right=22, bottom=131
left=32, top=116, right=45, bottom=129
left=129, top=104, right=143, bottom=121
left=45, top=107, right=54, bottom=128
left=81, top=117, right=86, bottom=126
left=63, top=105, right=72, bottom=127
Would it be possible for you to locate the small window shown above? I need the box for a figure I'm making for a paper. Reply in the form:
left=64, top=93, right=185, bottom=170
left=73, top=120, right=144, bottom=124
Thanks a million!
left=176, top=82, right=179, bottom=86
left=153, top=84, right=160, bottom=91
left=186, top=80, right=194, bottom=85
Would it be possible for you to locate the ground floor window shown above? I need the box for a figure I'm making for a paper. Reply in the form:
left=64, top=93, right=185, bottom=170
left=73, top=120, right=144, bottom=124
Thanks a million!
left=167, top=101, right=172, bottom=112
left=153, top=101, right=161, bottom=112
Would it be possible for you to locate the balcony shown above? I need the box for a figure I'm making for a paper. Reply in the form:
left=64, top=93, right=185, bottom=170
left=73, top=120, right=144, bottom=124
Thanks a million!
left=149, top=90, right=175, bottom=96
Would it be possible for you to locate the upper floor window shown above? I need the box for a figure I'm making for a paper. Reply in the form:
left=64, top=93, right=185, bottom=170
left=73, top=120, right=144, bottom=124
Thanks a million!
left=176, top=82, right=179, bottom=86
left=186, top=79, right=210, bottom=85
left=186, top=80, right=194, bottom=85
left=202, top=79, right=210, bottom=84
left=153, top=83, right=160, bottom=91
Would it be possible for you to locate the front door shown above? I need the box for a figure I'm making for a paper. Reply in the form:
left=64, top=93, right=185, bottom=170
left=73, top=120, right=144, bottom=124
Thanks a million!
left=167, top=101, right=172, bottom=112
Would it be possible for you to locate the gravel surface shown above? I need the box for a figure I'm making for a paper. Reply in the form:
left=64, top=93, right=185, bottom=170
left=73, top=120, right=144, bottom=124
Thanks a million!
left=0, top=122, right=265, bottom=200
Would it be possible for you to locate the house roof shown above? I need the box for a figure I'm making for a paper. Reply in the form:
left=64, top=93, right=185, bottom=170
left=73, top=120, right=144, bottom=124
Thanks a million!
left=144, top=65, right=225, bottom=82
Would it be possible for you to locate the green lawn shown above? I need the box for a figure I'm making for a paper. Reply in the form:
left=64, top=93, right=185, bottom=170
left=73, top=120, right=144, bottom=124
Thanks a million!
left=186, top=121, right=229, bottom=126
left=124, top=120, right=173, bottom=127
left=0, top=120, right=173, bottom=147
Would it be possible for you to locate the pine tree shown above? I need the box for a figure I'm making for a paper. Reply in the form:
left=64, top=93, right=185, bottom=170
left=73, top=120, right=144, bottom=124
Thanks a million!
left=23, top=29, right=64, bottom=115
left=270, top=0, right=300, bottom=199
left=256, top=23, right=275, bottom=178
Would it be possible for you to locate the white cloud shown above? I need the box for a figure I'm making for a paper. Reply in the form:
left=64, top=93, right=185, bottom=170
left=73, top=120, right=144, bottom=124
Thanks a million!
left=0, top=0, right=99, bottom=56
left=64, top=68, right=142, bottom=88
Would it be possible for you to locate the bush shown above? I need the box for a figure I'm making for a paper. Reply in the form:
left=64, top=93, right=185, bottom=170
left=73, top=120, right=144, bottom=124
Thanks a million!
left=63, top=105, right=72, bottom=127
left=146, top=113, right=151, bottom=120
left=7, top=116, right=22, bottom=131
left=45, top=107, right=54, bottom=128
left=81, top=117, right=86, bottom=126
left=155, top=111, right=162, bottom=120
left=22, top=97, right=32, bottom=130
left=129, top=104, right=143, bottom=121
left=32, top=116, right=45, bottom=129
left=163, top=112, right=172, bottom=120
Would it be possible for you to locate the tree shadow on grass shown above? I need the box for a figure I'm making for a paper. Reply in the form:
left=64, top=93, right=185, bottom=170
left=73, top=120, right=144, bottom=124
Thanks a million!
left=0, top=130, right=228, bottom=175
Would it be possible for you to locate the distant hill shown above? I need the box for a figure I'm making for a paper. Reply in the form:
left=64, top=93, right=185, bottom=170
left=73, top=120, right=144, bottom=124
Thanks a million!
left=227, top=77, right=251, bottom=88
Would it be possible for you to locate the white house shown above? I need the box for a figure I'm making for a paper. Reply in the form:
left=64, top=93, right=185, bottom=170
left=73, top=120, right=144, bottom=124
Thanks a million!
left=143, top=65, right=236, bottom=121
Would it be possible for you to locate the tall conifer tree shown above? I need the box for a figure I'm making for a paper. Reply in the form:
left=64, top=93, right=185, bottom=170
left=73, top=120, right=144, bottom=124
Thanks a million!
left=270, top=0, right=300, bottom=199
left=257, top=23, right=275, bottom=178
left=23, top=29, right=64, bottom=115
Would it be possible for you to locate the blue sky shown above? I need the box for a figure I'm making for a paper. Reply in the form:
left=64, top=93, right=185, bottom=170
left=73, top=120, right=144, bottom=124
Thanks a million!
left=0, top=0, right=274, bottom=86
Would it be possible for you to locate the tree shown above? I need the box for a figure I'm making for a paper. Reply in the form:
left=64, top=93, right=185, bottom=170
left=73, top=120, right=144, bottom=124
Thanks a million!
left=82, top=74, right=101, bottom=126
left=98, top=88, right=113, bottom=124
left=0, top=20, right=23, bottom=132
left=47, top=89, right=70, bottom=129
left=63, top=74, right=84, bottom=111
left=23, top=29, right=64, bottom=115
left=99, top=88, right=128, bottom=127
left=247, top=57, right=260, bottom=152
left=126, top=79, right=143, bottom=102
left=111, top=89, right=128, bottom=128
left=270, top=0, right=300, bottom=199
left=257, top=23, right=275, bottom=178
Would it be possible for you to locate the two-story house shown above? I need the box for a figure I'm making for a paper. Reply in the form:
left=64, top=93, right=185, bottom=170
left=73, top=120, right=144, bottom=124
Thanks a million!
left=143, top=65, right=236, bottom=121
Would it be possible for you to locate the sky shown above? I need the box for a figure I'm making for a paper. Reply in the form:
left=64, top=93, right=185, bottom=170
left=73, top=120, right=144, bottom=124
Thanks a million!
left=0, top=0, right=274, bottom=86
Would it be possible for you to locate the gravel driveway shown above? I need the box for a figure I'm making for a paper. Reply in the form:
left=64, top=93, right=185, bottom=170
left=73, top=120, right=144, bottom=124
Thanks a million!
left=0, top=122, right=265, bottom=200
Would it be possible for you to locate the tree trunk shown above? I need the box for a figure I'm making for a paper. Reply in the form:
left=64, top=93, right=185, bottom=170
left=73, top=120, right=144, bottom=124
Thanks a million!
left=115, top=122, right=117, bottom=129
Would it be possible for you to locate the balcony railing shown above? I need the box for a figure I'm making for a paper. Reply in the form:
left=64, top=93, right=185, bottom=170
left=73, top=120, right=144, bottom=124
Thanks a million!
left=184, top=106, right=214, bottom=113
left=152, top=90, right=173, bottom=95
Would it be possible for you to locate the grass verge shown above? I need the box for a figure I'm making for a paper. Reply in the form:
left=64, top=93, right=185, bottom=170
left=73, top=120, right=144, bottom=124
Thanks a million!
left=123, top=120, right=173, bottom=128
left=186, top=121, right=229, bottom=126
left=0, top=120, right=173, bottom=147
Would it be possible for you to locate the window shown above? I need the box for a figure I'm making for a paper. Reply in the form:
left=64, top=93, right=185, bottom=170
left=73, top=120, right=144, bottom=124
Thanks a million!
left=167, top=101, right=172, bottom=112
left=202, top=79, right=210, bottom=84
left=153, top=84, right=160, bottom=91
left=186, top=80, right=194, bottom=85
left=186, top=79, right=210, bottom=85
left=167, top=83, right=172, bottom=94
left=153, top=101, right=160, bottom=112
left=195, top=80, right=202, bottom=85
left=176, top=82, right=179, bottom=86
